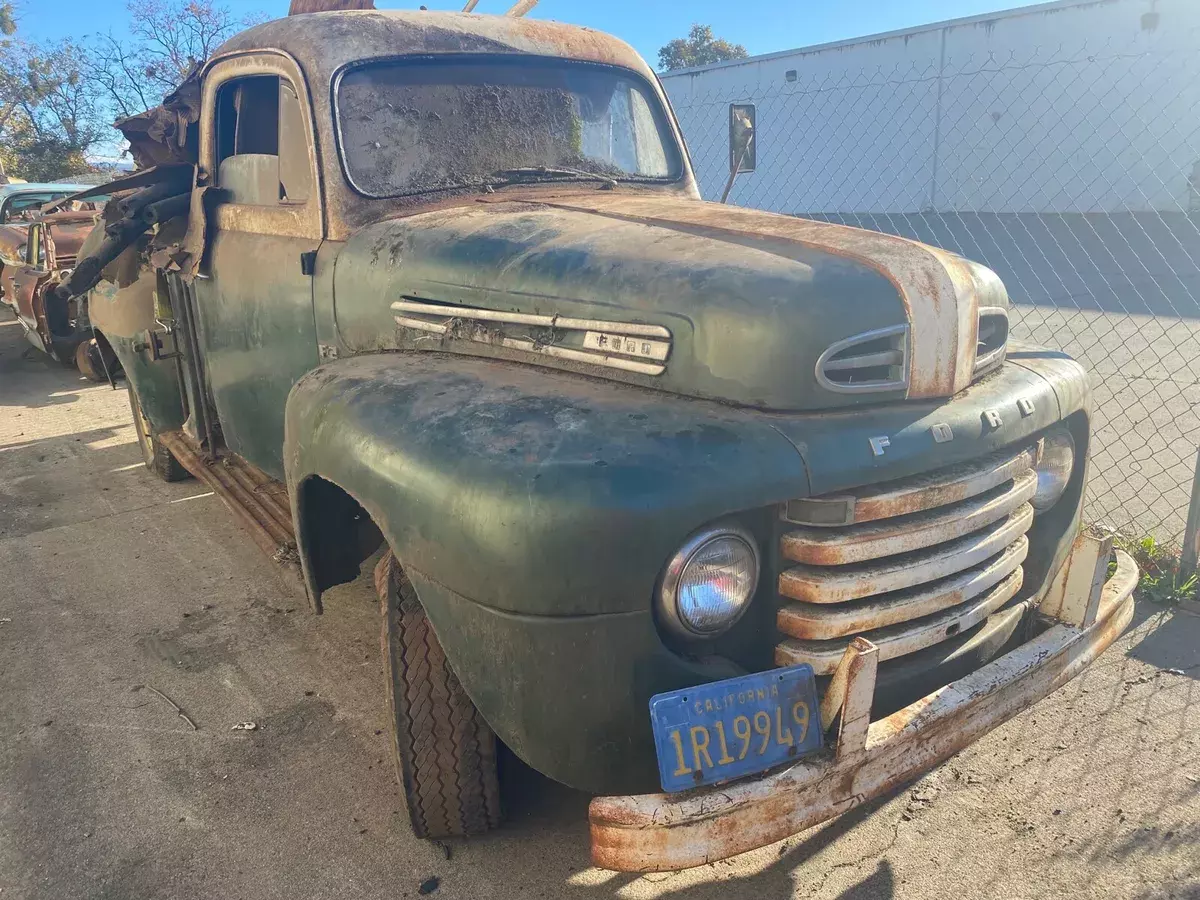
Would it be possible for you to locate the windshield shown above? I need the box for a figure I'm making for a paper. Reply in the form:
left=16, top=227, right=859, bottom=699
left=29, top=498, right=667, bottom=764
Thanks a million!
left=336, top=57, right=682, bottom=198
left=0, top=192, right=107, bottom=223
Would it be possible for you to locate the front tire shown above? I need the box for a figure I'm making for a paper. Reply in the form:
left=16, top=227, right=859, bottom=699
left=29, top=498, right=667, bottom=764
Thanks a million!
left=127, top=383, right=190, bottom=482
left=75, top=339, right=116, bottom=383
left=375, top=550, right=502, bottom=839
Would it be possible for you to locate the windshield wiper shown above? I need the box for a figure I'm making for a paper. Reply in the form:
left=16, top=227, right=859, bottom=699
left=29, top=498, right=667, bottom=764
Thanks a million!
left=483, top=166, right=619, bottom=188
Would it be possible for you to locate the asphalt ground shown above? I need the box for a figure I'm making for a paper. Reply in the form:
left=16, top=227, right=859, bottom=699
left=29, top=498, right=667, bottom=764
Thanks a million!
left=1, top=314, right=1198, bottom=900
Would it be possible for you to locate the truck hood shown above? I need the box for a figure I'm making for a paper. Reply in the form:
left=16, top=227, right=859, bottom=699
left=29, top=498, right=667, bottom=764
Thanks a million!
left=331, top=192, right=1008, bottom=410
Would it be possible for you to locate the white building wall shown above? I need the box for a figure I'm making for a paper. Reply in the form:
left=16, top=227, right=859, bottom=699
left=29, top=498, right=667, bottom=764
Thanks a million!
left=661, top=0, right=1200, bottom=215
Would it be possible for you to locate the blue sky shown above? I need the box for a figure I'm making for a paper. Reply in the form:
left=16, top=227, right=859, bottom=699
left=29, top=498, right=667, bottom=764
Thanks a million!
left=23, top=0, right=1029, bottom=65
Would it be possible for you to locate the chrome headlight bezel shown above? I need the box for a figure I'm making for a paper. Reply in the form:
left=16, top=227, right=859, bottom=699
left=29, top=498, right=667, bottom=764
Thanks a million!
left=657, top=523, right=760, bottom=641
left=1031, top=427, right=1076, bottom=513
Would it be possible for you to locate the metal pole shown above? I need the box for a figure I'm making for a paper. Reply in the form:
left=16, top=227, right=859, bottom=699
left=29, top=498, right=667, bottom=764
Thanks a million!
left=1179, top=447, right=1200, bottom=576
left=720, top=136, right=753, bottom=205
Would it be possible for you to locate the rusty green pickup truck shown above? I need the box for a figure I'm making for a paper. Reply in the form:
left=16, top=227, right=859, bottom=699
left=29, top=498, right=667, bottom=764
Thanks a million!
left=64, top=8, right=1138, bottom=873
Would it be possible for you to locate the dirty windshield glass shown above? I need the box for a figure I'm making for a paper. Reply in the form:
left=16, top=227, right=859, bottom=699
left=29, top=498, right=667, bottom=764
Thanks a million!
left=336, top=57, right=681, bottom=197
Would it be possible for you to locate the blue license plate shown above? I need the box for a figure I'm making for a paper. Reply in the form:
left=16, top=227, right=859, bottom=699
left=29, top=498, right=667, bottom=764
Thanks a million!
left=649, top=665, right=823, bottom=793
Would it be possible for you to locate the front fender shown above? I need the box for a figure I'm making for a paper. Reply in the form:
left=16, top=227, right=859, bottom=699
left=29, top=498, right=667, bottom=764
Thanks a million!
left=283, top=352, right=809, bottom=792
left=284, top=352, right=808, bottom=618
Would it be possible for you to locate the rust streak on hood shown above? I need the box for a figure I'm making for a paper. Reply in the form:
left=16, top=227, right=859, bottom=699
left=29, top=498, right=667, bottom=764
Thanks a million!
left=531, top=193, right=1006, bottom=399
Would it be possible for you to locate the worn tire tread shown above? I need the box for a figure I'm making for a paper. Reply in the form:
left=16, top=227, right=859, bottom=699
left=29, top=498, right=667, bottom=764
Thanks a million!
left=376, top=551, right=502, bottom=839
left=127, top=383, right=190, bottom=482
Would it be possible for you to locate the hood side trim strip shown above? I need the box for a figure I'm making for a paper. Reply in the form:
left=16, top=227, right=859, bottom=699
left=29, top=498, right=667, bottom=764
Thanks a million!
left=391, top=299, right=671, bottom=338
left=394, top=314, right=667, bottom=376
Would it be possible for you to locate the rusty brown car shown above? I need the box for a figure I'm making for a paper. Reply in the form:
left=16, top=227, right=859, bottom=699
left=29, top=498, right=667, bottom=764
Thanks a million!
left=1, top=209, right=117, bottom=379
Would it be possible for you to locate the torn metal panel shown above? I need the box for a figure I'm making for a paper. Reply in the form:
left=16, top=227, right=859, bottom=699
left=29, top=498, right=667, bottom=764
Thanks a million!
left=51, top=170, right=194, bottom=305
left=115, top=68, right=203, bottom=169
left=588, top=549, right=1138, bottom=872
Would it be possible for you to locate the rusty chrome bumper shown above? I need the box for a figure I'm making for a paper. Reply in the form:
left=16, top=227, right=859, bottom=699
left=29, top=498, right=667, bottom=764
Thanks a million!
left=588, top=536, right=1138, bottom=872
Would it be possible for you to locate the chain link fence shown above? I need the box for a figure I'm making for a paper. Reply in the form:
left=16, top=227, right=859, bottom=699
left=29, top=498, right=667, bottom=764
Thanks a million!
left=664, top=15, right=1200, bottom=548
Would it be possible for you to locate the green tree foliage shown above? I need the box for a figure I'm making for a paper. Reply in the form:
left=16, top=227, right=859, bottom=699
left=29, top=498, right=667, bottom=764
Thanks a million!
left=658, top=24, right=749, bottom=72
left=0, top=5, right=104, bottom=182
left=0, top=0, right=257, bottom=182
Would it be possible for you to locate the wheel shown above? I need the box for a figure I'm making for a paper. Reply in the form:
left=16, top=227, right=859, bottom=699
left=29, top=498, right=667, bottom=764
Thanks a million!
left=375, top=550, right=502, bottom=839
left=127, top=383, right=191, bottom=482
left=75, top=339, right=115, bottom=382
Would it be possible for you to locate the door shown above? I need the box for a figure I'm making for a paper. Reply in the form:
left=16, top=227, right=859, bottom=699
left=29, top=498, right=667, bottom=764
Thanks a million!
left=12, top=223, right=48, bottom=332
left=195, top=54, right=322, bottom=480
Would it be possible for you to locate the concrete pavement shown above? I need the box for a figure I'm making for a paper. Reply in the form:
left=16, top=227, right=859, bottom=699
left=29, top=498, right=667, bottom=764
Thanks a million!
left=1, top=315, right=1197, bottom=900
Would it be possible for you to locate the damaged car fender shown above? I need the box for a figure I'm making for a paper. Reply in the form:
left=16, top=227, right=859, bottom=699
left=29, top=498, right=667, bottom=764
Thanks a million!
left=283, top=350, right=810, bottom=791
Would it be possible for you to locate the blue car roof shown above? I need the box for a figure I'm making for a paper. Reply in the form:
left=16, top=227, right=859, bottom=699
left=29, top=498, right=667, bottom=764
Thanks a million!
left=0, top=182, right=93, bottom=197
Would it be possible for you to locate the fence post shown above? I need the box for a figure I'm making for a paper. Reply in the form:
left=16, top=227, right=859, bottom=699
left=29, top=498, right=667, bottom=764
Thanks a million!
left=1180, top=449, right=1200, bottom=577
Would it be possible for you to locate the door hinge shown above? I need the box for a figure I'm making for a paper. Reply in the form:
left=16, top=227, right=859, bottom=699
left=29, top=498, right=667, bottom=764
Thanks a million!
left=300, top=250, right=317, bottom=276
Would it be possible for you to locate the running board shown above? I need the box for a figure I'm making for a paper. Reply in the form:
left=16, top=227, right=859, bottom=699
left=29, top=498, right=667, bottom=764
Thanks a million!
left=158, top=431, right=303, bottom=590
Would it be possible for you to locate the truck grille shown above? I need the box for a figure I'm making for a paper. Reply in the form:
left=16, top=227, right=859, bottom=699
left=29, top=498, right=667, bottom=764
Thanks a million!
left=775, top=443, right=1041, bottom=674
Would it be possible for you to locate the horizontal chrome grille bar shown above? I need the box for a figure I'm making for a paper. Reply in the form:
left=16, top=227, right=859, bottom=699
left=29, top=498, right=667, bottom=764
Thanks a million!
left=775, top=439, right=1040, bottom=672
left=775, top=567, right=1025, bottom=675
left=782, top=470, right=1037, bottom=566
left=779, top=503, right=1034, bottom=605
left=777, top=537, right=1029, bottom=641
left=783, top=443, right=1040, bottom=527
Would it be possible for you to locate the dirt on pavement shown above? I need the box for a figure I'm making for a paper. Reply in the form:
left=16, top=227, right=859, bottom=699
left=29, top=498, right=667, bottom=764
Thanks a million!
left=0, top=314, right=1198, bottom=900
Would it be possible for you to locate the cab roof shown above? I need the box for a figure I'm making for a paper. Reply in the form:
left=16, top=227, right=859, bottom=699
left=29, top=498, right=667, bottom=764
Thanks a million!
left=214, top=11, right=653, bottom=84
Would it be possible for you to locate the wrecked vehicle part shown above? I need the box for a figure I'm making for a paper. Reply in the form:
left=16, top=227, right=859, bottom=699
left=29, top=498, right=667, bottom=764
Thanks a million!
left=589, top=544, right=1138, bottom=872
left=53, top=178, right=193, bottom=308
left=5, top=210, right=104, bottom=362
left=56, top=8, right=1137, bottom=863
left=114, top=72, right=203, bottom=169
left=0, top=182, right=93, bottom=224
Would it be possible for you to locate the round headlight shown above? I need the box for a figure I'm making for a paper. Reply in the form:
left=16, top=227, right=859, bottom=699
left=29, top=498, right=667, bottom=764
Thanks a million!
left=658, top=524, right=759, bottom=640
left=1031, top=428, right=1076, bottom=512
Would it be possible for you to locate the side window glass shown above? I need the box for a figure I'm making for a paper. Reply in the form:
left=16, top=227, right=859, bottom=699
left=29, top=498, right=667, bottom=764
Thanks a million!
left=214, top=73, right=312, bottom=207
left=7, top=194, right=55, bottom=222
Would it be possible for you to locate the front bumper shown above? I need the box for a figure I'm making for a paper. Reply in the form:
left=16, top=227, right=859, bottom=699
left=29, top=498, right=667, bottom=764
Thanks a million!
left=589, top=535, right=1138, bottom=872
